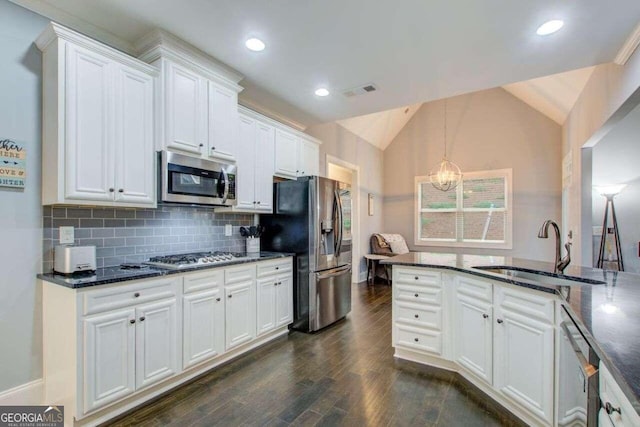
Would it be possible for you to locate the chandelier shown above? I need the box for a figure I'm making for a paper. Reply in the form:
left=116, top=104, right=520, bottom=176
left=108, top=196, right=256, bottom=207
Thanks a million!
left=428, top=100, right=462, bottom=192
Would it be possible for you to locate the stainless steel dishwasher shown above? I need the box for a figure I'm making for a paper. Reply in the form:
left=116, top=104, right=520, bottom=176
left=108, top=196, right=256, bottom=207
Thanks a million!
left=558, top=305, right=600, bottom=426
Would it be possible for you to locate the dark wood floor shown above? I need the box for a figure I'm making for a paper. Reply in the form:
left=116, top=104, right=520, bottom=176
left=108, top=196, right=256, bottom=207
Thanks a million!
left=106, top=281, right=522, bottom=427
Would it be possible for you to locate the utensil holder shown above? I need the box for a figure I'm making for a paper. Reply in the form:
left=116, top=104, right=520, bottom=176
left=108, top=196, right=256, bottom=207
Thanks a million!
left=246, top=237, right=260, bottom=254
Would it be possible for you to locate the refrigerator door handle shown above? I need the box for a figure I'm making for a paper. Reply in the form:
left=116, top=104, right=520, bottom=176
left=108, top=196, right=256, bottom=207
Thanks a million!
left=316, top=265, right=351, bottom=280
left=334, top=189, right=344, bottom=257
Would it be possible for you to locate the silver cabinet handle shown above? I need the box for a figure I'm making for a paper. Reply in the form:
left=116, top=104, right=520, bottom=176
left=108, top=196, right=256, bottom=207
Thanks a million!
left=414, top=314, right=419, bottom=319
left=216, top=298, right=221, bottom=302
left=414, top=338, right=419, bottom=342
left=139, top=316, right=145, bottom=322
left=129, top=319, right=135, bottom=324
left=483, top=314, right=489, bottom=319
left=134, top=292, right=140, bottom=298
left=497, top=319, right=504, bottom=324
left=228, top=294, right=233, bottom=298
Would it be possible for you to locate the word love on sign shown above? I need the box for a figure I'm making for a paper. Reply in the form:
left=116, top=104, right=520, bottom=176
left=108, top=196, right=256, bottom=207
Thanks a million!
left=0, top=139, right=26, bottom=189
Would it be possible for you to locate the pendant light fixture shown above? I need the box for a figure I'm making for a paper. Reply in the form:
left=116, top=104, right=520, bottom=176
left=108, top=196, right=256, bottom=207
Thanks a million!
left=429, top=99, right=462, bottom=191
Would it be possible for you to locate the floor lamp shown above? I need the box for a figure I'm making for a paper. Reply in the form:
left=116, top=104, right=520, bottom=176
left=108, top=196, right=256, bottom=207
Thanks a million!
left=595, top=185, right=625, bottom=271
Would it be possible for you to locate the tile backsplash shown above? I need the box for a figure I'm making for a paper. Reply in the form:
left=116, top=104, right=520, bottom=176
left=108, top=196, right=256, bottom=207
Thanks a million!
left=43, top=206, right=254, bottom=272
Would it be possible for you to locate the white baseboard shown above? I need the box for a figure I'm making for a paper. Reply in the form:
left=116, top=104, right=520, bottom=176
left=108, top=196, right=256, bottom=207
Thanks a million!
left=0, top=379, right=43, bottom=405
left=358, top=271, right=367, bottom=283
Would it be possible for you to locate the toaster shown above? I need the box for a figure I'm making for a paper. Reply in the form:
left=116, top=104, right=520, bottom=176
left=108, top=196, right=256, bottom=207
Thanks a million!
left=54, top=245, right=96, bottom=274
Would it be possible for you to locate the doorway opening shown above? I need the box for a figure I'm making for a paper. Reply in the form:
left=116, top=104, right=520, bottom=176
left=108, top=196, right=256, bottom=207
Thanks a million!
left=326, top=155, right=360, bottom=284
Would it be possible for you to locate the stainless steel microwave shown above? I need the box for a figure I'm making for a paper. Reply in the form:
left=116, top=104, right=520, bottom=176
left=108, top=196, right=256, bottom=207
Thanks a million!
left=159, top=151, right=237, bottom=206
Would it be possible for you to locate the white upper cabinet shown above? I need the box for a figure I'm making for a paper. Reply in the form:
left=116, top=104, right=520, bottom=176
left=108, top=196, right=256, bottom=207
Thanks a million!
left=298, top=138, right=320, bottom=177
left=274, top=129, right=299, bottom=178
left=164, top=61, right=207, bottom=155
left=274, top=131, right=321, bottom=179
left=208, top=82, right=238, bottom=161
left=136, top=30, right=244, bottom=162
left=220, top=108, right=275, bottom=213
left=36, top=23, right=157, bottom=208
left=114, top=65, right=155, bottom=205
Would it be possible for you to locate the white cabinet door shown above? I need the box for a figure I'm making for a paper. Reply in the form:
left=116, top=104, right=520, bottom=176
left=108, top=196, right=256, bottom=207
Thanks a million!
left=165, top=61, right=206, bottom=155
left=275, top=274, right=293, bottom=327
left=274, top=129, right=298, bottom=178
left=454, top=293, right=493, bottom=385
left=65, top=43, right=114, bottom=202
left=255, top=122, right=275, bottom=211
left=135, top=298, right=179, bottom=390
left=113, top=65, right=155, bottom=206
left=183, top=288, right=224, bottom=369
left=208, top=81, right=238, bottom=161
left=298, top=139, right=319, bottom=177
left=225, top=281, right=256, bottom=350
left=83, top=308, right=135, bottom=414
left=494, top=287, right=554, bottom=425
left=235, top=114, right=257, bottom=210
left=256, top=277, right=277, bottom=336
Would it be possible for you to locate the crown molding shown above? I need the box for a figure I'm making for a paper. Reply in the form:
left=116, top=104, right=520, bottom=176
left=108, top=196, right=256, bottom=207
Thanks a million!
left=614, top=22, right=640, bottom=65
left=9, top=0, right=135, bottom=54
left=136, top=29, right=244, bottom=92
left=35, top=22, right=158, bottom=75
left=238, top=99, right=308, bottom=133
left=238, top=104, right=321, bottom=145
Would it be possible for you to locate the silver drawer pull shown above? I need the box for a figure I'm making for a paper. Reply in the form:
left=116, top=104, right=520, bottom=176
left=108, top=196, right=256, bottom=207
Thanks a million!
left=414, top=293, right=419, bottom=297
left=414, top=314, right=419, bottom=319
left=414, top=338, right=419, bottom=342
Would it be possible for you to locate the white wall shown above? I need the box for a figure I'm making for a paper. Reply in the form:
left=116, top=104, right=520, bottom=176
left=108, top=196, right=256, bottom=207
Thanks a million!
left=0, top=0, right=49, bottom=393
left=591, top=102, right=640, bottom=272
left=563, top=50, right=640, bottom=266
left=382, top=88, right=563, bottom=260
left=305, top=123, right=384, bottom=281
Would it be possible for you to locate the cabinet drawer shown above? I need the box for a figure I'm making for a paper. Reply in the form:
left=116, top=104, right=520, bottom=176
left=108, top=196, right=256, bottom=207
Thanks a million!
left=396, top=285, right=441, bottom=305
left=497, top=285, right=554, bottom=324
left=396, top=302, right=441, bottom=330
left=394, top=268, right=441, bottom=288
left=225, top=264, right=256, bottom=284
left=256, top=258, right=292, bottom=278
left=83, top=277, right=179, bottom=315
left=600, top=362, right=640, bottom=427
left=183, top=268, right=224, bottom=294
left=395, top=324, right=442, bottom=356
left=456, top=275, right=492, bottom=302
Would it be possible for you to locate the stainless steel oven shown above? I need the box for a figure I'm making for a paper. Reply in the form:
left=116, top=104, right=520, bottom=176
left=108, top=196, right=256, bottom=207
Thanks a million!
left=558, top=305, right=600, bottom=426
left=159, top=151, right=236, bottom=206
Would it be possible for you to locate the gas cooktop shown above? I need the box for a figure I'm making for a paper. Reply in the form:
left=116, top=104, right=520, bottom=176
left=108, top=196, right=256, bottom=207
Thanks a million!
left=143, top=251, right=245, bottom=270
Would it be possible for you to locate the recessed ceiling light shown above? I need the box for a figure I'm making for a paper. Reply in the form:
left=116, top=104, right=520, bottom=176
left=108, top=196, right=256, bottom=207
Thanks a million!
left=245, top=38, right=265, bottom=52
left=536, top=20, right=564, bottom=36
left=315, top=88, right=330, bottom=97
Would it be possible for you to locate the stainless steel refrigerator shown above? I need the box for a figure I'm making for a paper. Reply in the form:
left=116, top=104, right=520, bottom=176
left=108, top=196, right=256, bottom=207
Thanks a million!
left=261, top=176, right=352, bottom=332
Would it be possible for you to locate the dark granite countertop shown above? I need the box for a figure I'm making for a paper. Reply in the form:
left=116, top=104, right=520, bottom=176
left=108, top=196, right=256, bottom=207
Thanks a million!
left=38, top=252, right=293, bottom=289
left=382, top=252, right=640, bottom=414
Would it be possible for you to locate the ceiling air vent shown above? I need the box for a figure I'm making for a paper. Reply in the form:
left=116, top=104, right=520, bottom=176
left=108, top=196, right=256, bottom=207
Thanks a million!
left=342, top=83, right=378, bottom=98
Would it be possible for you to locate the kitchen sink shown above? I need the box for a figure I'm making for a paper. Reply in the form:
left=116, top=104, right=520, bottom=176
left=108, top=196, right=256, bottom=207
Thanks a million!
left=472, top=266, right=606, bottom=287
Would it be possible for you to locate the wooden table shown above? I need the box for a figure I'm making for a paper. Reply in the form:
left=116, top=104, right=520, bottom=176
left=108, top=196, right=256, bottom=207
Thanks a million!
left=364, top=254, right=391, bottom=285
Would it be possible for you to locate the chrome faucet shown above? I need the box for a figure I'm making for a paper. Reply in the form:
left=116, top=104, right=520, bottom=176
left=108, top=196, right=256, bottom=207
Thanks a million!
left=537, top=220, right=572, bottom=274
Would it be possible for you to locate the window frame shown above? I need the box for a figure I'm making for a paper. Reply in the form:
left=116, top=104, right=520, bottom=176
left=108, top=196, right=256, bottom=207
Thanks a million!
left=414, top=168, right=513, bottom=249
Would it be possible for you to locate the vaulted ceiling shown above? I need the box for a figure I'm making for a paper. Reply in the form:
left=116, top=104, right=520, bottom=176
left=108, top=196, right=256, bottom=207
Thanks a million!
left=12, top=0, right=640, bottom=128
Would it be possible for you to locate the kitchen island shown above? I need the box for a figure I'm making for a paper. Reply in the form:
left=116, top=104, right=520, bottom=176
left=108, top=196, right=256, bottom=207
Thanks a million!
left=382, top=252, right=640, bottom=426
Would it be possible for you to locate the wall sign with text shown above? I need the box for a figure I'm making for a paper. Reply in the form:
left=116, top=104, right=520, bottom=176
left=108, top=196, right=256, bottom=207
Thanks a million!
left=0, top=139, right=26, bottom=189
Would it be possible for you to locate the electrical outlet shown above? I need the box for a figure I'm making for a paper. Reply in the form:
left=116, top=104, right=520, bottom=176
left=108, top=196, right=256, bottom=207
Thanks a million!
left=59, top=226, right=74, bottom=244
left=225, top=224, right=232, bottom=237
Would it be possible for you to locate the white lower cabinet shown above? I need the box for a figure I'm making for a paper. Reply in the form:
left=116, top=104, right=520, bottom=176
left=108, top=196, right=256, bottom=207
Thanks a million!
left=43, top=257, right=293, bottom=426
left=453, top=276, right=493, bottom=385
left=82, top=276, right=180, bottom=414
left=494, top=286, right=555, bottom=425
left=135, top=298, right=179, bottom=390
left=225, top=265, right=257, bottom=350
left=392, top=268, right=443, bottom=357
left=599, top=362, right=640, bottom=427
left=83, top=308, right=136, bottom=413
left=394, top=268, right=556, bottom=427
left=256, top=259, right=294, bottom=336
left=182, top=270, right=225, bottom=369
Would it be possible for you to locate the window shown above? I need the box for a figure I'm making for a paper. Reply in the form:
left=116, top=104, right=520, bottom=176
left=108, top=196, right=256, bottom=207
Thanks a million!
left=415, top=169, right=512, bottom=249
